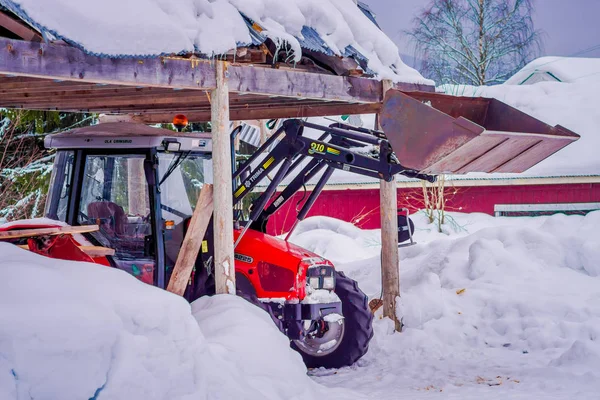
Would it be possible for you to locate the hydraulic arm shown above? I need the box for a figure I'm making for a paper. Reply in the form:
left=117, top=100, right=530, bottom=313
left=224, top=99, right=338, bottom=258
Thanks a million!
left=231, top=119, right=436, bottom=240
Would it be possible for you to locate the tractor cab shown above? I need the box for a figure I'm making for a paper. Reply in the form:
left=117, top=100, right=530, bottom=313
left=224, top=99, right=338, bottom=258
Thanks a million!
left=44, top=122, right=213, bottom=287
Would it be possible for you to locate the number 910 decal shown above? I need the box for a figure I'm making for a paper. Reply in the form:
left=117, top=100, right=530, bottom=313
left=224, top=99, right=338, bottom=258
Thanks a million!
left=308, top=142, right=341, bottom=156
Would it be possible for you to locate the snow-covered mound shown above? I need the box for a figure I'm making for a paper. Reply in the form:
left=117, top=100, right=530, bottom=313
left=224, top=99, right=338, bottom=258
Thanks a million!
left=0, top=0, right=429, bottom=84
left=289, top=216, right=381, bottom=264
left=505, top=56, right=600, bottom=85
left=294, top=212, right=600, bottom=399
left=0, top=244, right=357, bottom=400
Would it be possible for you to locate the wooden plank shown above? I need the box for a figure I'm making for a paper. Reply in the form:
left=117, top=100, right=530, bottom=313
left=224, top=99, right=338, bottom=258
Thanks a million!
left=78, top=245, right=115, bottom=257
left=166, top=184, right=214, bottom=296
left=0, top=224, right=99, bottom=239
left=212, top=61, right=236, bottom=295
left=0, top=37, right=217, bottom=90
left=378, top=79, right=402, bottom=332
left=129, top=102, right=382, bottom=123
left=0, top=85, right=174, bottom=100
left=227, top=63, right=381, bottom=103
left=17, top=244, right=115, bottom=257
left=0, top=92, right=340, bottom=109
left=0, top=80, right=128, bottom=93
left=0, top=11, right=42, bottom=42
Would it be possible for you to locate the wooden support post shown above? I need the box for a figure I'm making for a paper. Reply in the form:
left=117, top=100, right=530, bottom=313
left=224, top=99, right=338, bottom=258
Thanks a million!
left=259, top=119, right=269, bottom=145
left=211, top=61, right=236, bottom=295
left=166, top=184, right=214, bottom=296
left=378, top=79, right=402, bottom=332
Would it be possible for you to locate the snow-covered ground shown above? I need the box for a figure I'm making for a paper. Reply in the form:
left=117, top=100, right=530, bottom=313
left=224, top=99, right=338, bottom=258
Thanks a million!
left=0, top=244, right=357, bottom=400
left=2, top=211, right=599, bottom=399
left=291, top=211, right=600, bottom=399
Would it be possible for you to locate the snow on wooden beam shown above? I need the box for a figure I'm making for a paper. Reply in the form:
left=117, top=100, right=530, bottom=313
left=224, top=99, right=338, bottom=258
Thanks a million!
left=0, top=37, right=433, bottom=110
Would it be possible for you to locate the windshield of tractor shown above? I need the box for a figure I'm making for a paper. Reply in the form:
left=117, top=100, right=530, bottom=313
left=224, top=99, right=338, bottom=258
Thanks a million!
left=158, top=152, right=212, bottom=266
left=77, top=154, right=152, bottom=258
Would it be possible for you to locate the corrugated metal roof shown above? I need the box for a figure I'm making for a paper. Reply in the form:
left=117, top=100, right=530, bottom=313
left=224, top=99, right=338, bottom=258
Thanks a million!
left=357, top=1, right=380, bottom=28
left=242, top=20, right=375, bottom=74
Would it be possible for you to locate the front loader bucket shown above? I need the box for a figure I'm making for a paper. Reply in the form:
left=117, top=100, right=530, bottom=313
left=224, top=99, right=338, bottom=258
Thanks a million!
left=379, top=90, right=580, bottom=174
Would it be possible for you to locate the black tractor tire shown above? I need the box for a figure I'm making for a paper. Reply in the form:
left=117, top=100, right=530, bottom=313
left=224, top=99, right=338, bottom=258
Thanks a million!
left=291, top=271, right=374, bottom=369
left=236, top=290, right=285, bottom=333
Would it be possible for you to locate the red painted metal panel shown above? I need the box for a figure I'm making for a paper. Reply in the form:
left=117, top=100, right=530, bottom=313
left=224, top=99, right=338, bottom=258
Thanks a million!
left=266, top=182, right=600, bottom=235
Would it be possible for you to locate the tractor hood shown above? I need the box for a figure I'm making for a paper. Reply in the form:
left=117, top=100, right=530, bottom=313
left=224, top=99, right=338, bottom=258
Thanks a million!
left=234, top=228, right=328, bottom=266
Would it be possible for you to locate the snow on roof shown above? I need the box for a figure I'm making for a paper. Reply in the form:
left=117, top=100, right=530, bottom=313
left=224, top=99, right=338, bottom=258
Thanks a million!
left=0, top=0, right=431, bottom=84
left=505, top=57, right=600, bottom=85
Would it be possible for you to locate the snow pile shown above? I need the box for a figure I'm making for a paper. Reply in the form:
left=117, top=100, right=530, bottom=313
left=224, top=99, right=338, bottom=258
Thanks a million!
left=2, top=0, right=429, bottom=83
left=289, top=216, right=381, bottom=264
left=505, top=56, right=600, bottom=85
left=293, top=213, right=600, bottom=398
left=0, top=244, right=356, bottom=400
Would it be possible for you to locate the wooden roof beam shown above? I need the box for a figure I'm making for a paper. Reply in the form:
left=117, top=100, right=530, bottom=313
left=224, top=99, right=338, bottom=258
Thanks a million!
left=0, top=11, right=42, bottom=42
left=0, top=37, right=433, bottom=108
left=125, top=102, right=382, bottom=123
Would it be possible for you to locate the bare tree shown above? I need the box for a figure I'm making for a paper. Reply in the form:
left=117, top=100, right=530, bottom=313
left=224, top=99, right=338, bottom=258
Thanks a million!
left=407, top=0, right=543, bottom=85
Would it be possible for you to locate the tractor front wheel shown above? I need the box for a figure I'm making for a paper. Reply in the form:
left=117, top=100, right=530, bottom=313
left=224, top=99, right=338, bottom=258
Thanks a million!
left=291, top=271, right=373, bottom=369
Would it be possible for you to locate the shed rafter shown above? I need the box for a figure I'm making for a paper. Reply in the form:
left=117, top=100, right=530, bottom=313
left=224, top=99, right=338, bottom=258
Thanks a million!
left=0, top=37, right=433, bottom=122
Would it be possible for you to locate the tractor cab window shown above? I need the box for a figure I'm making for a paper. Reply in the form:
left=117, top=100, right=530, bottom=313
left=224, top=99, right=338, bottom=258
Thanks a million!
left=45, top=150, right=74, bottom=222
left=158, top=152, right=212, bottom=267
left=78, top=154, right=154, bottom=284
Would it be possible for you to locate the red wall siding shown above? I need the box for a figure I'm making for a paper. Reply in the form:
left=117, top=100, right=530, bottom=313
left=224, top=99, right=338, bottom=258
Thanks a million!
left=266, top=183, right=600, bottom=235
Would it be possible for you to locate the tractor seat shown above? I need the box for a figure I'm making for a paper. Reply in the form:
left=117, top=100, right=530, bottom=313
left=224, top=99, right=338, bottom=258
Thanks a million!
left=87, top=201, right=127, bottom=236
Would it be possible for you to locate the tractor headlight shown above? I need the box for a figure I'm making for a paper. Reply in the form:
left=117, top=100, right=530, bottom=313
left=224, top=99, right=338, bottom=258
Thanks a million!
left=322, top=276, right=335, bottom=290
left=309, top=277, right=321, bottom=290
left=305, top=263, right=336, bottom=291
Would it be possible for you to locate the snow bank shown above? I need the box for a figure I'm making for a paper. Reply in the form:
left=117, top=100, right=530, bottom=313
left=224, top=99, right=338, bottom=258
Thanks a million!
left=0, top=243, right=355, bottom=400
left=298, top=212, right=600, bottom=398
left=289, top=216, right=381, bottom=264
left=2, top=0, right=430, bottom=84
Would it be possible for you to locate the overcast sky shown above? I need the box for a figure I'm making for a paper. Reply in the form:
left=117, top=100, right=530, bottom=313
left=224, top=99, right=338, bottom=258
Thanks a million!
left=365, top=0, right=600, bottom=62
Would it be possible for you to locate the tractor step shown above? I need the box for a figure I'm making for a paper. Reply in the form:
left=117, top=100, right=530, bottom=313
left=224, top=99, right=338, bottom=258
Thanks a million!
left=380, top=90, right=580, bottom=174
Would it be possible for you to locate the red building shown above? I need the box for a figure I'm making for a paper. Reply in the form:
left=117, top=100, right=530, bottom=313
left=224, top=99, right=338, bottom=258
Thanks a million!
left=267, top=175, right=600, bottom=235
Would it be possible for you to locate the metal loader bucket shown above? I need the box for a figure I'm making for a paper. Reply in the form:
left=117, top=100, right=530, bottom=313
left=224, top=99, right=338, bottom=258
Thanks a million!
left=379, top=90, right=580, bottom=174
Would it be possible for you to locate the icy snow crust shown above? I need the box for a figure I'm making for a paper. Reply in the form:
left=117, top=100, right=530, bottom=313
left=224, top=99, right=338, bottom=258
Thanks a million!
left=0, top=244, right=357, bottom=400
left=3, top=0, right=430, bottom=84
left=292, top=212, right=600, bottom=399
